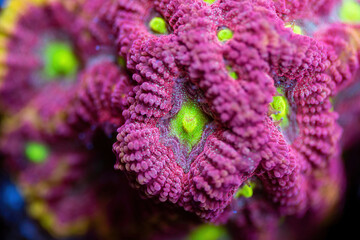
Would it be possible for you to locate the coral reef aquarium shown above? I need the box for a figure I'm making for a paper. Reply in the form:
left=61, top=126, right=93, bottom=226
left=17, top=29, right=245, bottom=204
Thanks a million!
left=1, top=0, right=360, bottom=239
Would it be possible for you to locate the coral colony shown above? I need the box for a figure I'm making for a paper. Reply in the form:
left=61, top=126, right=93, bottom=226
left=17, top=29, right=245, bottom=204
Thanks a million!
left=0, top=0, right=359, bottom=239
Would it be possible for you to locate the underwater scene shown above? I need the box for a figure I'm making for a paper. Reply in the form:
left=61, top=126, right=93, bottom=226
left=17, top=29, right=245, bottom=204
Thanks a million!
left=0, top=0, right=360, bottom=239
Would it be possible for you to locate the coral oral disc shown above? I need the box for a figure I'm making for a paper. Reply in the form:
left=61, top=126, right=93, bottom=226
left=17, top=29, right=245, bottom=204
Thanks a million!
left=203, top=0, right=216, bottom=4
left=182, top=112, right=198, bottom=133
left=25, top=142, right=49, bottom=163
left=340, top=0, right=360, bottom=22
left=170, top=100, right=208, bottom=149
left=217, top=28, right=233, bottom=42
left=149, top=17, right=167, bottom=34
left=270, top=89, right=289, bottom=127
left=43, top=41, right=79, bottom=79
left=235, top=182, right=255, bottom=199
left=271, top=96, right=287, bottom=116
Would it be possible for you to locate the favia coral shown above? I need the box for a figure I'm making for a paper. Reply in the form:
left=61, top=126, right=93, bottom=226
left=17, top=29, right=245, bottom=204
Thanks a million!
left=108, top=0, right=343, bottom=221
left=0, top=0, right=356, bottom=239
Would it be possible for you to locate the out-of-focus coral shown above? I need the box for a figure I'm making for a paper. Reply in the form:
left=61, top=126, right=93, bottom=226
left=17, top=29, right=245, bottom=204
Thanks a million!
left=67, top=60, right=132, bottom=137
left=0, top=0, right=134, bottom=139
left=0, top=0, right=112, bottom=112
left=0, top=98, right=199, bottom=239
left=271, top=0, right=341, bottom=21
left=334, top=83, right=360, bottom=148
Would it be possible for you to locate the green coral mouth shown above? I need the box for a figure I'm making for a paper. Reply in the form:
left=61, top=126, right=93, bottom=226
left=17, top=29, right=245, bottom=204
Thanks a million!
left=270, top=88, right=289, bottom=128
left=235, top=182, right=255, bottom=199
left=340, top=0, right=360, bottom=22
left=25, top=141, right=49, bottom=163
left=170, top=100, right=209, bottom=149
left=43, top=41, right=79, bottom=79
left=217, top=28, right=233, bottom=42
left=149, top=17, right=167, bottom=34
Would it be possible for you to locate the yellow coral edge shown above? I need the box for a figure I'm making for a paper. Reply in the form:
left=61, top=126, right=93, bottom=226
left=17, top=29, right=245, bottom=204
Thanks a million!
left=27, top=198, right=91, bottom=237
left=0, top=0, right=55, bottom=86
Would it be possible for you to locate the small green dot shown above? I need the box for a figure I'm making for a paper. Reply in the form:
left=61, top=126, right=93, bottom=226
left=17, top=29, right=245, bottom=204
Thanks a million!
left=293, top=25, right=302, bottom=35
left=203, top=0, right=216, bottom=4
left=188, top=224, right=227, bottom=240
left=149, top=17, right=167, bottom=34
left=43, top=41, right=79, bottom=79
left=271, top=96, right=287, bottom=117
left=285, top=24, right=303, bottom=35
left=226, top=66, right=238, bottom=80
left=117, top=56, right=126, bottom=67
left=25, top=142, right=49, bottom=163
left=340, top=0, right=360, bottom=22
left=329, top=97, right=334, bottom=112
left=270, top=88, right=289, bottom=128
left=235, top=182, right=255, bottom=199
left=217, top=28, right=233, bottom=42
left=171, top=100, right=209, bottom=149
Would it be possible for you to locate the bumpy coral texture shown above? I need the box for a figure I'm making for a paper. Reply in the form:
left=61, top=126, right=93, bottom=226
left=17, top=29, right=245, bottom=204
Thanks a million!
left=107, top=0, right=342, bottom=221
left=67, top=61, right=132, bottom=136
left=271, top=0, right=341, bottom=21
left=316, top=23, right=360, bottom=147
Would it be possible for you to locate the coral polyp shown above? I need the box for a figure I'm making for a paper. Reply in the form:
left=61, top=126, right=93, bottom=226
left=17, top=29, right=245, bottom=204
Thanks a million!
left=149, top=17, right=168, bottom=34
left=340, top=0, right=360, bottom=22
left=0, top=0, right=112, bottom=112
left=270, top=89, right=289, bottom=127
left=25, top=141, right=49, bottom=164
left=170, top=99, right=209, bottom=149
left=217, top=28, right=233, bottom=42
left=42, top=41, right=79, bottom=79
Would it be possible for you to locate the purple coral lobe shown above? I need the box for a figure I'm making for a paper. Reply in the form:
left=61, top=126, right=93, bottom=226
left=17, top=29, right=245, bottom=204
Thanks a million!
left=108, top=0, right=344, bottom=222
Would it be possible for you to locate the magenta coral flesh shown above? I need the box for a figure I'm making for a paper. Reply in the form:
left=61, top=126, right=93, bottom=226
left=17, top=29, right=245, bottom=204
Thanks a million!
left=109, top=0, right=343, bottom=222
left=0, top=0, right=113, bottom=113
left=0, top=0, right=356, bottom=239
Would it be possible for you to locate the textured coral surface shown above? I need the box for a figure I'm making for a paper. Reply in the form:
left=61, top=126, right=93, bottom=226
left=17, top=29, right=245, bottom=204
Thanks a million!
left=0, top=0, right=359, bottom=239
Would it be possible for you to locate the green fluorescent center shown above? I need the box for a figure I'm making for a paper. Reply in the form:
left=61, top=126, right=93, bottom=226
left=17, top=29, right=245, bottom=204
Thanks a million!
left=25, top=142, right=49, bottom=163
left=285, top=24, right=303, bottom=35
left=149, top=17, right=167, bottom=34
left=182, top=112, right=198, bottom=133
left=226, top=65, right=238, bottom=80
left=117, top=56, right=126, bottom=67
left=217, top=28, right=233, bottom=42
left=271, top=96, right=287, bottom=118
left=43, top=41, right=79, bottom=79
left=203, top=0, right=216, bottom=4
left=270, top=88, right=289, bottom=127
left=171, top=100, right=209, bottom=149
left=340, top=0, right=360, bottom=22
left=235, top=182, right=255, bottom=199
left=188, top=224, right=227, bottom=240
